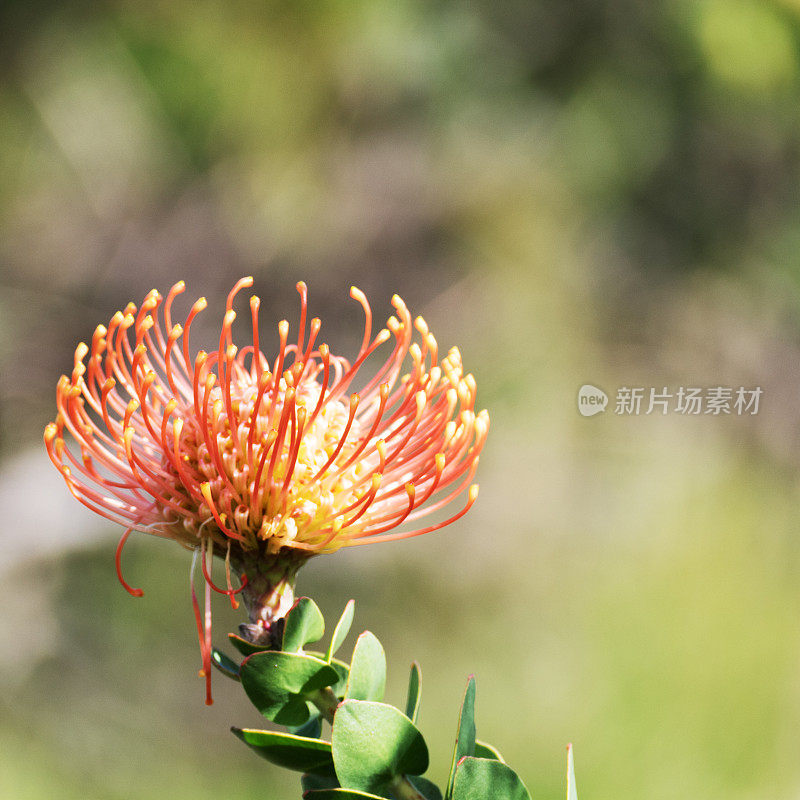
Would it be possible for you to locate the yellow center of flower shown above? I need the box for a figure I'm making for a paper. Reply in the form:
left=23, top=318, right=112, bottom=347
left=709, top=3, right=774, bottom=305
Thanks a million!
left=170, top=371, right=368, bottom=553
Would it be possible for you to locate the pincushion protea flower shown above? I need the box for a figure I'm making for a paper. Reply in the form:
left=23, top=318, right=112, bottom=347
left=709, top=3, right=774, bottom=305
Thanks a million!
left=45, top=278, right=488, bottom=702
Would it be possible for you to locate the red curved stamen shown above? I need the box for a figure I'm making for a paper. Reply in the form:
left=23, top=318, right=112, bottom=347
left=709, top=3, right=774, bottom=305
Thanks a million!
left=115, top=527, right=144, bottom=597
left=247, top=369, right=273, bottom=462
left=295, top=281, right=308, bottom=357
left=326, top=329, right=391, bottom=404
left=200, top=483, right=246, bottom=542
left=182, top=297, right=208, bottom=378
left=171, top=419, right=205, bottom=503
left=279, top=406, right=307, bottom=504
left=339, top=473, right=382, bottom=528
left=291, top=317, right=321, bottom=386
left=225, top=542, right=247, bottom=610
left=192, top=351, right=208, bottom=417
left=350, top=286, right=373, bottom=359
left=335, top=383, right=389, bottom=473
left=163, top=281, right=186, bottom=333
left=306, top=344, right=331, bottom=428
left=223, top=342, right=240, bottom=457
left=251, top=429, right=278, bottom=517
left=250, top=295, right=262, bottom=377
left=265, top=389, right=296, bottom=493
left=164, top=324, right=184, bottom=397
left=199, top=539, right=248, bottom=604
left=311, top=393, right=359, bottom=482
left=269, top=320, right=290, bottom=419
left=357, top=482, right=416, bottom=536
left=227, top=276, right=254, bottom=314
left=203, top=576, right=212, bottom=705
left=189, top=554, right=213, bottom=706
left=352, top=484, right=479, bottom=546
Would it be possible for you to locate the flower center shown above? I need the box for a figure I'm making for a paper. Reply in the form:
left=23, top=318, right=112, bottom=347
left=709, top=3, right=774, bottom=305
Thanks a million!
left=166, top=368, right=366, bottom=552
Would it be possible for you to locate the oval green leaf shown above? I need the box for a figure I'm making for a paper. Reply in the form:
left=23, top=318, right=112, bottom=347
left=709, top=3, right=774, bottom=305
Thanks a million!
left=228, top=632, right=272, bottom=657
left=332, top=700, right=429, bottom=793
left=446, top=676, right=476, bottom=800
left=345, top=632, right=386, bottom=702
left=291, top=710, right=323, bottom=739
left=326, top=599, right=355, bottom=662
left=409, top=775, right=443, bottom=800
left=404, top=662, right=421, bottom=723
left=211, top=647, right=240, bottom=681
left=452, top=757, right=531, bottom=800
left=283, top=597, right=325, bottom=653
left=330, top=658, right=350, bottom=698
left=474, top=740, right=504, bottom=763
left=231, top=728, right=335, bottom=776
left=301, top=773, right=340, bottom=792
left=304, top=653, right=351, bottom=698
left=241, top=651, right=340, bottom=726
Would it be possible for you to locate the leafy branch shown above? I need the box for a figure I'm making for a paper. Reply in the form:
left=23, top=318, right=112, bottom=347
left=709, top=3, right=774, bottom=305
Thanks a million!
left=213, top=597, right=578, bottom=800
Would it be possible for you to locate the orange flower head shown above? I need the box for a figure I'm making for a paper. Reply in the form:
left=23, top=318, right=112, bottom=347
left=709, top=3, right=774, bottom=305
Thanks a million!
left=45, top=278, right=488, bottom=702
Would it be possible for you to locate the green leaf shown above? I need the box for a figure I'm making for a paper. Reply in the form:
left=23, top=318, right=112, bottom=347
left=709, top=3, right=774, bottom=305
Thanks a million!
left=445, top=676, right=476, bottom=800
left=306, top=653, right=351, bottom=697
left=566, top=744, right=578, bottom=800
left=291, top=710, right=323, bottom=739
left=345, top=632, right=386, bottom=702
left=240, top=651, right=340, bottom=726
left=332, top=700, right=429, bottom=793
left=283, top=597, right=326, bottom=653
left=210, top=647, right=240, bottom=681
left=302, top=773, right=340, bottom=792
left=303, top=791, right=385, bottom=799
left=409, top=776, right=443, bottom=800
left=474, top=740, right=504, bottom=763
left=451, top=757, right=531, bottom=800
left=326, top=599, right=355, bottom=662
left=231, top=728, right=335, bottom=776
left=404, top=662, right=421, bottom=723
left=329, top=659, right=350, bottom=697
left=228, top=632, right=272, bottom=657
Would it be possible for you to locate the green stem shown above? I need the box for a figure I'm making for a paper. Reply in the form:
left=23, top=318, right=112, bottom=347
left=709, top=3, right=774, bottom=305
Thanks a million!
left=390, top=775, right=428, bottom=800
left=232, top=548, right=309, bottom=646
left=309, top=686, right=339, bottom=723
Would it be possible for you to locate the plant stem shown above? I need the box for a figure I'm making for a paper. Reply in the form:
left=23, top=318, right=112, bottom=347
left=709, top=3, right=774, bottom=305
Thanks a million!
left=390, top=775, right=428, bottom=800
left=232, top=548, right=308, bottom=646
left=309, top=686, right=339, bottom=723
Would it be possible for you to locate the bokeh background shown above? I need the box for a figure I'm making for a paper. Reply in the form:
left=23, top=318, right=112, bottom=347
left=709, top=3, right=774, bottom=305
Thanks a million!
left=3, top=1, right=800, bottom=798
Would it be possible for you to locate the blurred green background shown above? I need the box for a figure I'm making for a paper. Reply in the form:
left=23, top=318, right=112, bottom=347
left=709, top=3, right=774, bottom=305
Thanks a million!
left=3, top=1, right=800, bottom=798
